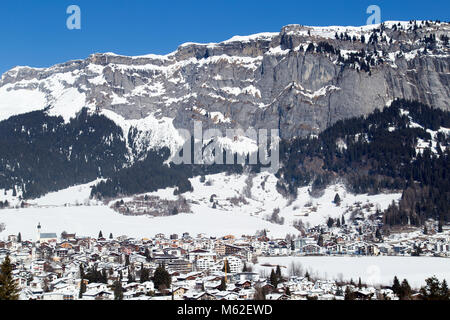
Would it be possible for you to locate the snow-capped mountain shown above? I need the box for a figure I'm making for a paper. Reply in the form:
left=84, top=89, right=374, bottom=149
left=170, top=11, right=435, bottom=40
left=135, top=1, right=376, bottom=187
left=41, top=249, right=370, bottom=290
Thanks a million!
left=0, top=20, right=449, bottom=159
left=0, top=20, right=449, bottom=226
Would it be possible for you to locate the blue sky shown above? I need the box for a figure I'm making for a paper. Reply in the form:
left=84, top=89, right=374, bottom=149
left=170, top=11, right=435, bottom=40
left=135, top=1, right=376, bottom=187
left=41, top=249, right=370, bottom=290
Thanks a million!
left=0, top=0, right=448, bottom=74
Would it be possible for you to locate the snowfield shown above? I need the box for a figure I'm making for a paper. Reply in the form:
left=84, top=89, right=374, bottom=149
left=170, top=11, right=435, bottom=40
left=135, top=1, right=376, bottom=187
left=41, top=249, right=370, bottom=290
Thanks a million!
left=0, top=172, right=402, bottom=242
left=0, top=204, right=297, bottom=241
left=254, top=256, right=450, bottom=289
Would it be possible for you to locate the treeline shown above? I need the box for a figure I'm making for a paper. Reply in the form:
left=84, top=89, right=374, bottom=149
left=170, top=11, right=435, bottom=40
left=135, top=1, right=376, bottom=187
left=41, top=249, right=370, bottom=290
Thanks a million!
left=278, top=99, right=450, bottom=226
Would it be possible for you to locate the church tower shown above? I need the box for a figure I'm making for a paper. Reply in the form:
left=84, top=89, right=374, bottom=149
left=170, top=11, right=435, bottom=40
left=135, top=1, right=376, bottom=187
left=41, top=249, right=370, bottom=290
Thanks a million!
left=37, top=222, right=41, bottom=242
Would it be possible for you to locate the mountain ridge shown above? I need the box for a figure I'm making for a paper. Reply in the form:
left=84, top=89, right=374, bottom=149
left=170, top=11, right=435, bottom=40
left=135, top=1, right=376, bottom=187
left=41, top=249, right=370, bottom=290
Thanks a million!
left=1, top=20, right=448, bottom=154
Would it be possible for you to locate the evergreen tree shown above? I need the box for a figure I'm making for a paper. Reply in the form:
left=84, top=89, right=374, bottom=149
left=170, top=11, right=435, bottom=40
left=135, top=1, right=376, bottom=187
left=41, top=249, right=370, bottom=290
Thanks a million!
left=285, top=286, right=291, bottom=296
left=275, top=265, right=282, bottom=279
left=218, top=277, right=227, bottom=291
left=375, top=228, right=382, bottom=241
left=358, top=277, right=362, bottom=289
left=17, top=232, right=21, bottom=243
left=344, top=286, right=356, bottom=300
left=140, top=267, right=150, bottom=283
left=333, top=193, right=341, bottom=206
left=79, top=280, right=86, bottom=299
left=0, top=256, right=20, bottom=300
left=341, top=215, right=345, bottom=226
left=153, top=264, right=171, bottom=291
left=113, top=281, right=123, bottom=300
left=98, top=230, right=103, bottom=239
left=317, top=234, right=324, bottom=247
left=109, top=232, right=113, bottom=239
left=327, top=217, right=334, bottom=228
left=438, top=221, right=443, bottom=233
left=392, top=276, right=401, bottom=295
left=222, top=259, right=231, bottom=273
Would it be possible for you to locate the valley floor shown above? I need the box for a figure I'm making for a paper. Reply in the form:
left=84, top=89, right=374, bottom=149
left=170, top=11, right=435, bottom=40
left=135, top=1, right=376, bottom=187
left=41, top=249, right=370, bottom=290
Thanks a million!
left=255, top=256, right=450, bottom=289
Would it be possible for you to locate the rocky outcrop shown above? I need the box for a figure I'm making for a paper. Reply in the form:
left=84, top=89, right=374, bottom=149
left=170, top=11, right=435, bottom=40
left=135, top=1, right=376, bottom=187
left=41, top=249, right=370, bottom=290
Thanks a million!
left=0, top=20, right=448, bottom=144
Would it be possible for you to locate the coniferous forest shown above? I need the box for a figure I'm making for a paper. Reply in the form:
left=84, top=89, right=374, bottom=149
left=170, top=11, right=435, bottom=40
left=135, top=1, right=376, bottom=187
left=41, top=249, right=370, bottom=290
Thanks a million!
left=277, top=99, right=450, bottom=227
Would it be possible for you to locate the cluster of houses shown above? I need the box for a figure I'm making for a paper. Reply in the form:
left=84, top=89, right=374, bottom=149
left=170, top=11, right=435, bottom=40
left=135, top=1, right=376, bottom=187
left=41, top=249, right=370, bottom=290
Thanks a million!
left=0, top=220, right=448, bottom=300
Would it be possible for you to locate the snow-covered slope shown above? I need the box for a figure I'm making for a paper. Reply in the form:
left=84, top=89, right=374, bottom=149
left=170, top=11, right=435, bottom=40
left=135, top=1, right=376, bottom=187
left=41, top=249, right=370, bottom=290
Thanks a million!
left=0, top=172, right=402, bottom=240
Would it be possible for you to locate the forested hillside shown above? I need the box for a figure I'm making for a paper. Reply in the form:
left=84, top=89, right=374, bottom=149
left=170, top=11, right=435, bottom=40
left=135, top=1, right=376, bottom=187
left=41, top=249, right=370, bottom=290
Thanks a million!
left=278, top=99, right=450, bottom=227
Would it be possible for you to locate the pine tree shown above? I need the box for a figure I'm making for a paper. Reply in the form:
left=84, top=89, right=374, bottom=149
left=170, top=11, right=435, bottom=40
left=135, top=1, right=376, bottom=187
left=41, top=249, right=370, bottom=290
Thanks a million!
left=275, top=265, right=282, bottom=279
left=420, top=276, right=444, bottom=300
left=400, top=279, right=412, bottom=300
left=109, top=232, right=113, bottom=239
left=153, top=264, right=171, bottom=291
left=392, top=276, right=401, bottom=295
left=344, top=286, right=355, bottom=300
left=17, top=232, right=22, bottom=243
left=0, top=256, right=20, bottom=300
left=98, top=231, right=103, bottom=239
left=218, top=277, right=226, bottom=291
left=358, top=277, right=362, bottom=289
left=317, top=234, right=324, bottom=247
left=438, top=221, right=443, bottom=233
left=269, top=269, right=278, bottom=287
left=333, top=193, right=341, bottom=206
left=101, top=269, right=108, bottom=284
left=327, top=217, right=334, bottom=228
left=341, top=215, right=345, bottom=226
left=113, top=281, right=123, bottom=300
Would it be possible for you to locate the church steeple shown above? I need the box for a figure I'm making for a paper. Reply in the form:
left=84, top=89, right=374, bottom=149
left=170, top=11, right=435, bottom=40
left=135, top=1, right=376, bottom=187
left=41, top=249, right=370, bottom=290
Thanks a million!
left=37, top=222, right=41, bottom=242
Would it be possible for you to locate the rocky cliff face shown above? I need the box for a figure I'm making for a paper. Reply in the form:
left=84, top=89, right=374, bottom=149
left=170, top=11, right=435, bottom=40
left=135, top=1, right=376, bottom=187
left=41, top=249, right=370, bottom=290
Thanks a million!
left=0, top=20, right=449, bottom=154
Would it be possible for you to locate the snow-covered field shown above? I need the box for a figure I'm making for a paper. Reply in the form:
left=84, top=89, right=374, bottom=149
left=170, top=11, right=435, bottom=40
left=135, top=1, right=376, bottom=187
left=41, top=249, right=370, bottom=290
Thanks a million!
left=254, top=256, right=450, bottom=289
left=0, top=204, right=298, bottom=241
left=0, top=172, right=403, bottom=241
